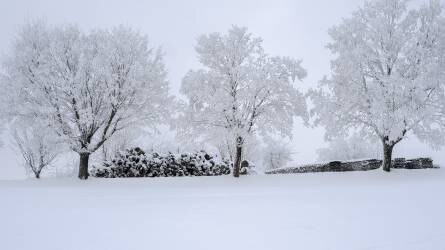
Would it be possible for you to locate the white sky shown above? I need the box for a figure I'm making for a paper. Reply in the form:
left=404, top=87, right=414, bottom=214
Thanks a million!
left=1, top=0, right=444, bottom=178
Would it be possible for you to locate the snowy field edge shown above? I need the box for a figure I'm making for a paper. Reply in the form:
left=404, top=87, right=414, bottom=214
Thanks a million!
left=2, top=169, right=445, bottom=250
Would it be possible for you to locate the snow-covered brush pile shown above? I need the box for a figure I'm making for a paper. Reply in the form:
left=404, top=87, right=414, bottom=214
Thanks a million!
left=91, top=148, right=233, bottom=178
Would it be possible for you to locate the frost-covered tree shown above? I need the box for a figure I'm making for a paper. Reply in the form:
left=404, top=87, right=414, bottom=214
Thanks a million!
left=99, top=128, right=140, bottom=162
left=311, top=0, right=445, bottom=172
left=0, top=73, right=8, bottom=148
left=2, top=21, right=170, bottom=179
left=179, top=26, right=307, bottom=177
left=261, top=138, right=294, bottom=170
left=11, top=120, right=62, bottom=179
left=316, top=134, right=381, bottom=162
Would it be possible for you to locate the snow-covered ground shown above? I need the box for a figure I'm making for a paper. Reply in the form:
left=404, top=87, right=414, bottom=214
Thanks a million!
left=1, top=169, right=445, bottom=250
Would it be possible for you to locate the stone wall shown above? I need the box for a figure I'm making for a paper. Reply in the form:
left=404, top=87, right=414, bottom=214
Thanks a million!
left=265, top=158, right=436, bottom=175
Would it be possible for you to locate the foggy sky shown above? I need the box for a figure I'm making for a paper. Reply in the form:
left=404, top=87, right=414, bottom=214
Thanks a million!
left=1, top=0, right=444, bottom=178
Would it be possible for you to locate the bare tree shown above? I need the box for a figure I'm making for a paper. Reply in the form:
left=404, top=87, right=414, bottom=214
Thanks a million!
left=262, top=138, right=294, bottom=170
left=11, top=123, right=60, bottom=179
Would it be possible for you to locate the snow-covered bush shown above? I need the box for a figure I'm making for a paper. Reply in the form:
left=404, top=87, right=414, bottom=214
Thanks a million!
left=91, top=147, right=232, bottom=178
left=240, top=160, right=257, bottom=175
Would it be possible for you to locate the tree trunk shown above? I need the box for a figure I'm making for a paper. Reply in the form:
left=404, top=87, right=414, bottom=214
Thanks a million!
left=233, top=136, right=243, bottom=178
left=78, top=153, right=90, bottom=180
left=382, top=142, right=393, bottom=172
left=34, top=171, right=40, bottom=179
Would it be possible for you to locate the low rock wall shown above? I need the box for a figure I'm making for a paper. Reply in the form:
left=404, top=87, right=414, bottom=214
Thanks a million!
left=266, top=158, right=436, bottom=175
